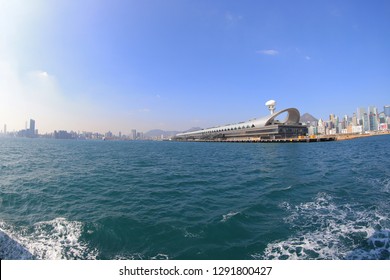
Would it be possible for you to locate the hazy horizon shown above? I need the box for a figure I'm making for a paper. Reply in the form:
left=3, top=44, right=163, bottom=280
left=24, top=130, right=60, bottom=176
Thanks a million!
left=1, top=0, right=389, bottom=134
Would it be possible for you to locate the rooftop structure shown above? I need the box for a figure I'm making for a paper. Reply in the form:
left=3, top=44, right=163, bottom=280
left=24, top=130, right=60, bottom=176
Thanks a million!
left=265, top=99, right=276, bottom=114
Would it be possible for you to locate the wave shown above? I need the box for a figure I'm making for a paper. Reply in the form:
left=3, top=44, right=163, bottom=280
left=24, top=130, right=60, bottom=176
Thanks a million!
left=183, top=228, right=201, bottom=238
left=347, top=230, right=390, bottom=259
left=113, top=253, right=145, bottom=260
left=151, top=253, right=169, bottom=260
left=256, top=193, right=389, bottom=260
left=0, top=218, right=98, bottom=260
left=221, top=211, right=240, bottom=223
left=354, top=176, right=390, bottom=195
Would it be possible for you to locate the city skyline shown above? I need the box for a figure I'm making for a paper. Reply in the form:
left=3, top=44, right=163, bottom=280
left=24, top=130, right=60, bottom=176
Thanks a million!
left=1, top=0, right=389, bottom=133
left=1, top=102, right=388, bottom=138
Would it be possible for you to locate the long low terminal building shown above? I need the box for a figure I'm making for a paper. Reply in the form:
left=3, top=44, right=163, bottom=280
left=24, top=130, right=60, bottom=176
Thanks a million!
left=174, top=100, right=308, bottom=141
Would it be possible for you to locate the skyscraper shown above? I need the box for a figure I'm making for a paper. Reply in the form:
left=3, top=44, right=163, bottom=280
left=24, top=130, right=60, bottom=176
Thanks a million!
left=368, top=106, right=378, bottom=131
left=131, top=129, right=137, bottom=140
left=30, top=119, right=35, bottom=136
left=317, top=119, right=325, bottom=135
left=384, top=105, right=390, bottom=117
left=329, top=114, right=336, bottom=129
left=357, top=107, right=369, bottom=132
left=343, top=115, right=349, bottom=128
left=3, top=124, right=6, bottom=135
left=352, top=113, right=358, bottom=126
left=378, top=112, right=386, bottom=124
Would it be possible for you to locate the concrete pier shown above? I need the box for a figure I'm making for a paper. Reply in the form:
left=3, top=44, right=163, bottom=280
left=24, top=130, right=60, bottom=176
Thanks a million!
left=175, top=136, right=336, bottom=143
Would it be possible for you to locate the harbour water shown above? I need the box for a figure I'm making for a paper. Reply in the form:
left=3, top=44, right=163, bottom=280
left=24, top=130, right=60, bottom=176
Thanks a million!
left=0, top=135, right=389, bottom=260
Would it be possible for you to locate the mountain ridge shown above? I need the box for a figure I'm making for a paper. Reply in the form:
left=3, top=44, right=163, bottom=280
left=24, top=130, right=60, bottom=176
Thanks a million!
left=144, top=127, right=203, bottom=138
left=300, top=113, right=318, bottom=124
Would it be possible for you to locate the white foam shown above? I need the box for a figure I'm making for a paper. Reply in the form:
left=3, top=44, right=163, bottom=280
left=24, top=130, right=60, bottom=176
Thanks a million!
left=114, top=253, right=145, bottom=260
left=347, top=230, right=390, bottom=259
left=183, top=229, right=201, bottom=238
left=0, top=218, right=98, bottom=259
left=221, top=211, right=240, bottom=222
left=114, top=252, right=170, bottom=260
left=258, top=193, right=389, bottom=260
left=151, top=253, right=169, bottom=260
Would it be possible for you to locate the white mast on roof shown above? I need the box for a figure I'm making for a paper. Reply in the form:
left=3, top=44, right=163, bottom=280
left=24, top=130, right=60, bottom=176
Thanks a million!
left=265, top=100, right=276, bottom=115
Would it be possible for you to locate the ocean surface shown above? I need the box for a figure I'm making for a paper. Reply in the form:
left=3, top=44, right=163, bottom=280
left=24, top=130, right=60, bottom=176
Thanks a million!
left=0, top=135, right=389, bottom=260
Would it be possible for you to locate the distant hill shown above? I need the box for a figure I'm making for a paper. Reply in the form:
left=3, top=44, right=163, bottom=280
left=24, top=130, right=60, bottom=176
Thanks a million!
left=300, top=113, right=318, bottom=124
left=144, top=127, right=203, bottom=139
left=144, top=129, right=181, bottom=139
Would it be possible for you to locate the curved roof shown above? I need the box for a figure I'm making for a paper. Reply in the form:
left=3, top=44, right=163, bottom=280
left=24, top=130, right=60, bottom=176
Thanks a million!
left=177, top=108, right=301, bottom=137
left=263, top=108, right=300, bottom=126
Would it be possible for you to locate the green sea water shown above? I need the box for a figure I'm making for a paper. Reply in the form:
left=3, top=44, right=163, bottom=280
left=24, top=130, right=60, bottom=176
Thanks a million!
left=0, top=135, right=389, bottom=259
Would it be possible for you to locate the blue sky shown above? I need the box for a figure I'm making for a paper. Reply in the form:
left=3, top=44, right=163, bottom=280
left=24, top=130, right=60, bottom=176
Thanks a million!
left=1, top=0, right=389, bottom=133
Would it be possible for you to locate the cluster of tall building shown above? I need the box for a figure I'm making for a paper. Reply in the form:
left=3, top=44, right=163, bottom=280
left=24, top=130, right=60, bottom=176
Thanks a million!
left=16, top=119, right=37, bottom=137
left=51, top=129, right=145, bottom=140
left=2, top=105, right=389, bottom=140
left=1, top=119, right=37, bottom=137
left=306, top=105, right=390, bottom=136
left=130, top=129, right=144, bottom=140
left=0, top=119, right=145, bottom=140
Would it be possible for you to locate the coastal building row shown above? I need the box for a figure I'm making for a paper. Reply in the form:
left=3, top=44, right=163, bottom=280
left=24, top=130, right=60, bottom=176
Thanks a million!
left=2, top=105, right=389, bottom=140
left=52, top=130, right=145, bottom=140
left=0, top=119, right=144, bottom=140
left=306, top=105, right=390, bottom=136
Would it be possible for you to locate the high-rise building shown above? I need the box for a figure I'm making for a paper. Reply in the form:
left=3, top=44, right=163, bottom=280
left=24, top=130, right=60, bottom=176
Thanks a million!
left=29, top=119, right=36, bottom=136
left=317, top=119, right=325, bottom=135
left=357, top=107, right=369, bottom=132
left=368, top=106, right=378, bottom=131
left=384, top=105, right=390, bottom=117
left=343, top=115, right=349, bottom=128
left=352, top=113, right=358, bottom=126
left=334, top=116, right=339, bottom=133
left=3, top=124, right=6, bottom=135
left=329, top=114, right=336, bottom=129
left=378, top=112, right=386, bottom=124
left=131, top=129, right=137, bottom=140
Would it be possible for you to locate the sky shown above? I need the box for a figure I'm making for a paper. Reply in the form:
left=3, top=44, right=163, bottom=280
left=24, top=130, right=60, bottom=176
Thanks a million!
left=0, top=0, right=389, bottom=134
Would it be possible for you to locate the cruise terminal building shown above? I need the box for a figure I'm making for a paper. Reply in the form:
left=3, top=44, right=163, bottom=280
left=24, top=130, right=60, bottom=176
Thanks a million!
left=174, top=100, right=308, bottom=141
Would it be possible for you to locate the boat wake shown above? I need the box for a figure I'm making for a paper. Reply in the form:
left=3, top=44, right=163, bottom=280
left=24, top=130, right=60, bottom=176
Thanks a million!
left=255, top=193, right=390, bottom=260
left=0, top=218, right=98, bottom=260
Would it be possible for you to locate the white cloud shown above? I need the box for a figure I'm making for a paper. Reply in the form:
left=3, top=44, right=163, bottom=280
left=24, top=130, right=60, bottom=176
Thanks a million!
left=257, top=49, right=279, bottom=56
left=305, top=56, right=311, bottom=60
left=37, top=71, right=49, bottom=78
